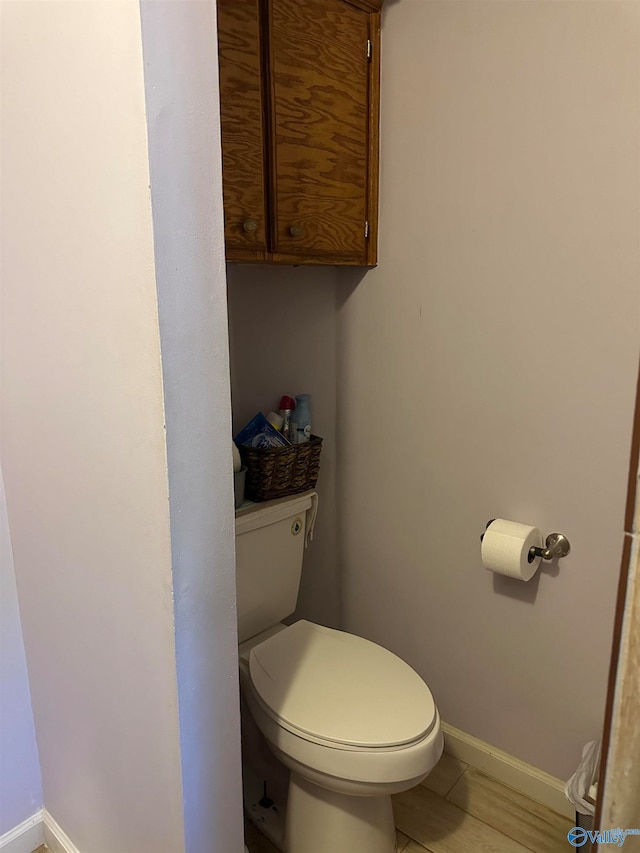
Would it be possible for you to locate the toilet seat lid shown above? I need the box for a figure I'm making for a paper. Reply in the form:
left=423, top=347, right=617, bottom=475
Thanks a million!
left=249, top=620, right=437, bottom=748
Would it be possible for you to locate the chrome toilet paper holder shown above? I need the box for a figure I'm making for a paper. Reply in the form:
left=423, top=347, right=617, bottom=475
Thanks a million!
left=481, top=520, right=571, bottom=564
left=527, top=532, right=571, bottom=563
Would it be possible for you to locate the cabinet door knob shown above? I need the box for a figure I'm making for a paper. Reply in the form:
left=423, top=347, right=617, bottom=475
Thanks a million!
left=289, top=224, right=305, bottom=238
left=242, top=218, right=258, bottom=233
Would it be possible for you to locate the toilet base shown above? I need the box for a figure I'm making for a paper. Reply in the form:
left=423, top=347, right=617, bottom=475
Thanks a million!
left=285, top=771, right=397, bottom=853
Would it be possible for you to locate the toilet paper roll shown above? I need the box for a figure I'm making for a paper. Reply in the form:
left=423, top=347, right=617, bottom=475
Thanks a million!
left=481, top=519, right=543, bottom=581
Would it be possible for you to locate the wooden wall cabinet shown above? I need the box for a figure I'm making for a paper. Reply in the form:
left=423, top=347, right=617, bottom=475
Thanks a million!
left=217, top=0, right=381, bottom=266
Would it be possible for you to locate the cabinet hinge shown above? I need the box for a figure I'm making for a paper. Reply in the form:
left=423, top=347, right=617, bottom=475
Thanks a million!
left=367, top=39, right=372, bottom=61
left=364, top=220, right=369, bottom=239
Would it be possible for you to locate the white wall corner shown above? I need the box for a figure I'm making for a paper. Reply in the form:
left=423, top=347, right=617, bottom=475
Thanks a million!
left=139, top=1, right=243, bottom=851
left=42, top=812, right=82, bottom=853
left=0, top=811, right=43, bottom=853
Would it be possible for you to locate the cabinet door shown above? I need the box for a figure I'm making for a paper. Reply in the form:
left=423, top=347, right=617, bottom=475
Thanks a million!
left=217, top=0, right=268, bottom=259
left=268, top=0, right=371, bottom=264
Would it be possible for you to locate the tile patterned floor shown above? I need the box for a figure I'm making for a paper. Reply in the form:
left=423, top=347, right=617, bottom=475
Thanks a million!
left=245, top=752, right=573, bottom=853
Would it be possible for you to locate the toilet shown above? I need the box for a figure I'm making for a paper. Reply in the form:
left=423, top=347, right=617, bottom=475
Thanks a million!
left=236, top=491, right=443, bottom=853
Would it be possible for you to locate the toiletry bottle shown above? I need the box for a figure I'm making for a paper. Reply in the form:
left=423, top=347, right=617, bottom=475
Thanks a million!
left=279, top=395, right=296, bottom=441
left=267, top=411, right=284, bottom=431
left=294, top=394, right=311, bottom=443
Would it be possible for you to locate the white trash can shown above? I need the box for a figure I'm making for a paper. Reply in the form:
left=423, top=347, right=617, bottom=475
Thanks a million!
left=565, top=740, right=600, bottom=851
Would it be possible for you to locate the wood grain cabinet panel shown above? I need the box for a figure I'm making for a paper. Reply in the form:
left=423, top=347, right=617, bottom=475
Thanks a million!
left=216, top=0, right=381, bottom=266
left=217, top=0, right=268, bottom=260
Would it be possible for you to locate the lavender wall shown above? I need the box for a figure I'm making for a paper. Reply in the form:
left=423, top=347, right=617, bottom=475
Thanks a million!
left=227, top=265, right=340, bottom=628
left=0, top=472, right=43, bottom=835
left=337, top=0, right=640, bottom=778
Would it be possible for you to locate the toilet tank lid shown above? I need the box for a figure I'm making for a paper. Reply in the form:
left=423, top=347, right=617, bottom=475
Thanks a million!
left=249, top=620, right=437, bottom=749
left=235, top=491, right=317, bottom=538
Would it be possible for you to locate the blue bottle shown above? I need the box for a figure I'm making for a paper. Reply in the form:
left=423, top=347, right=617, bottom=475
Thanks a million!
left=294, top=394, right=311, bottom=444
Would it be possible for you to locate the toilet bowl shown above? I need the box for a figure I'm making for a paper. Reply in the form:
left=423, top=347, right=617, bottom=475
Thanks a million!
left=235, top=493, right=443, bottom=852
left=239, top=619, right=443, bottom=853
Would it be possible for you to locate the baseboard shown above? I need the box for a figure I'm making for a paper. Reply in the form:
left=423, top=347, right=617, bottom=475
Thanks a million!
left=42, top=812, right=81, bottom=853
left=0, top=810, right=44, bottom=853
left=1, top=730, right=570, bottom=851
left=442, top=722, right=573, bottom=819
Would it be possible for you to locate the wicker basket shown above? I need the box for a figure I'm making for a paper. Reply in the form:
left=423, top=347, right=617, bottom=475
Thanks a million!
left=239, top=435, right=322, bottom=502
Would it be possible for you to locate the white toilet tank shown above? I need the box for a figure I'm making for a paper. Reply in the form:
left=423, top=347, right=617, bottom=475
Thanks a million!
left=235, top=491, right=317, bottom=643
